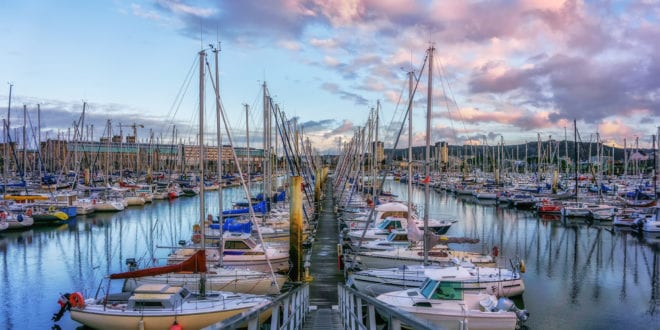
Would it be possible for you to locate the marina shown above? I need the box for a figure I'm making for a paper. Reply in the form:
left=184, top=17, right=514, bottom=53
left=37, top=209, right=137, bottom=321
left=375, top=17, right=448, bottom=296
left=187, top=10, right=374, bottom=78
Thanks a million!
left=0, top=176, right=658, bottom=329
left=2, top=5, right=660, bottom=329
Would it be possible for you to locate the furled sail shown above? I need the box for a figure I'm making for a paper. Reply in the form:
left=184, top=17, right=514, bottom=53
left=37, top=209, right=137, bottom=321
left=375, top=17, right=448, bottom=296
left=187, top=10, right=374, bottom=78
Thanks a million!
left=109, top=249, right=207, bottom=279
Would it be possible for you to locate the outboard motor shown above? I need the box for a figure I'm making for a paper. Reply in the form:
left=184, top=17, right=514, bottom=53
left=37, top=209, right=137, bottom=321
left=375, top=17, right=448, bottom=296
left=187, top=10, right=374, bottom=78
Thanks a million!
left=496, top=297, right=529, bottom=322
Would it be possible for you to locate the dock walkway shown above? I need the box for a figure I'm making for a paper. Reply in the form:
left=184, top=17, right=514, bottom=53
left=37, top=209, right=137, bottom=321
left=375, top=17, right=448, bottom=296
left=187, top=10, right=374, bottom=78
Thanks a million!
left=303, top=178, right=344, bottom=329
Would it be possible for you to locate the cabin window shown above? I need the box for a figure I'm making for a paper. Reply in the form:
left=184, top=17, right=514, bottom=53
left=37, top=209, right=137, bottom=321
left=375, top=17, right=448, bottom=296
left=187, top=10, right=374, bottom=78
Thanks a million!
left=420, top=279, right=437, bottom=299
left=225, top=241, right=250, bottom=250
left=133, top=301, right=164, bottom=308
left=430, top=282, right=463, bottom=300
left=179, top=288, right=190, bottom=299
left=393, top=234, right=407, bottom=242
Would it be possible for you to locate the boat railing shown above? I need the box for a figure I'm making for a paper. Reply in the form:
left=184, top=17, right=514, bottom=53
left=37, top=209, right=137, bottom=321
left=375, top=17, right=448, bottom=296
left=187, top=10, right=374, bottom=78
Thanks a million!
left=337, top=283, right=438, bottom=330
left=203, top=283, right=310, bottom=330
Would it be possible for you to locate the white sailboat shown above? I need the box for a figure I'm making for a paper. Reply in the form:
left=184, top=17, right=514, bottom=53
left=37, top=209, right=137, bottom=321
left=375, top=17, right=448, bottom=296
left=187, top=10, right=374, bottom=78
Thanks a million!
left=349, top=263, right=524, bottom=298
left=376, top=269, right=528, bottom=330
left=365, top=46, right=528, bottom=330
left=53, top=49, right=273, bottom=330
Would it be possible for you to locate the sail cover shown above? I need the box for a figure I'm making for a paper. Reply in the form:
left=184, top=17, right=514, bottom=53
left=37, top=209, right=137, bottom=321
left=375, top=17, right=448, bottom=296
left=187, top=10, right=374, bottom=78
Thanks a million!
left=109, top=249, right=207, bottom=279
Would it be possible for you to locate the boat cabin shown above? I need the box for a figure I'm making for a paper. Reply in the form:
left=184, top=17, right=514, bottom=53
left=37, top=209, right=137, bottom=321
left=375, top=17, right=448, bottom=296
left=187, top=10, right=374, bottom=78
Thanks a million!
left=222, top=232, right=261, bottom=255
left=127, top=284, right=190, bottom=310
left=419, top=279, right=463, bottom=300
left=376, top=218, right=405, bottom=232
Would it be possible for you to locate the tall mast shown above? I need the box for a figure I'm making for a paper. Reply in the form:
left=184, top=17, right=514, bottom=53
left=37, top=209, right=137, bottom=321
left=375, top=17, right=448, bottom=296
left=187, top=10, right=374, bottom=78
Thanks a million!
left=654, top=128, right=658, bottom=200
left=574, top=119, right=578, bottom=199
left=565, top=126, right=568, bottom=174
left=38, top=104, right=42, bottom=178
left=197, top=49, right=207, bottom=297
left=406, top=69, right=414, bottom=255
left=424, top=45, right=434, bottom=265
left=624, top=138, right=628, bottom=177
left=263, top=82, right=271, bottom=215
left=22, top=104, right=26, bottom=176
left=245, top=104, right=250, bottom=190
left=212, top=42, right=224, bottom=266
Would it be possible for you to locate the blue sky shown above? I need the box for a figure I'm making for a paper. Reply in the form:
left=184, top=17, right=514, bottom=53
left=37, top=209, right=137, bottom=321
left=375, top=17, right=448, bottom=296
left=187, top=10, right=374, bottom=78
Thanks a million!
left=1, top=0, right=659, bottom=154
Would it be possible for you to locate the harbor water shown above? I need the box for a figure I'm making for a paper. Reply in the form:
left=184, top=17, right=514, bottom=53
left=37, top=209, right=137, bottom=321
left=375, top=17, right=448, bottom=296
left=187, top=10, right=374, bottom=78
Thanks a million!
left=0, top=181, right=658, bottom=329
left=382, top=180, right=659, bottom=329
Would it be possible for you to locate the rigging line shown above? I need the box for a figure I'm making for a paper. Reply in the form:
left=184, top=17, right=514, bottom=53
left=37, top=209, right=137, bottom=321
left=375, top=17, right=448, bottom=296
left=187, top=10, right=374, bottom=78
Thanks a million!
left=434, top=58, right=462, bottom=144
left=384, top=75, right=410, bottom=149
left=353, top=52, right=428, bottom=253
left=160, top=55, right=197, bottom=139
left=205, top=60, right=280, bottom=290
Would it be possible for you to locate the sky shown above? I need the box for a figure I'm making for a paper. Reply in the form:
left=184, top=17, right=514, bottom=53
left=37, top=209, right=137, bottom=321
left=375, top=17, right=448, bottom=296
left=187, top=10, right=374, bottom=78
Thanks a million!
left=1, top=0, right=659, bottom=154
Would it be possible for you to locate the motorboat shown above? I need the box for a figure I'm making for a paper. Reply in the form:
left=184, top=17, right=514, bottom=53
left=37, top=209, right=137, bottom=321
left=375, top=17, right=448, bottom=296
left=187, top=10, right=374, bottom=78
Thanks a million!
left=349, top=262, right=525, bottom=298
left=376, top=269, right=528, bottom=330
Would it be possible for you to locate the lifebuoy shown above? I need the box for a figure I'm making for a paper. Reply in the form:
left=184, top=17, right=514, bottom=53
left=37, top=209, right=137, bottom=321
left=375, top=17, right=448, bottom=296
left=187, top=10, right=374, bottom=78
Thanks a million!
left=92, top=199, right=97, bottom=205
left=26, top=208, right=33, bottom=216
left=0, top=212, right=6, bottom=220
left=68, top=292, right=85, bottom=308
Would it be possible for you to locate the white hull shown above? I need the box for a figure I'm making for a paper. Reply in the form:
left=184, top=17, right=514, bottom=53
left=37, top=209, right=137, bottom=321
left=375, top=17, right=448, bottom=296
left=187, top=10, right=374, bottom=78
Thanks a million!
left=356, top=248, right=494, bottom=269
left=377, top=290, right=519, bottom=330
left=350, top=266, right=524, bottom=297
left=71, top=298, right=267, bottom=330
left=124, top=196, right=146, bottom=206
left=133, top=269, right=288, bottom=295
left=93, top=201, right=125, bottom=212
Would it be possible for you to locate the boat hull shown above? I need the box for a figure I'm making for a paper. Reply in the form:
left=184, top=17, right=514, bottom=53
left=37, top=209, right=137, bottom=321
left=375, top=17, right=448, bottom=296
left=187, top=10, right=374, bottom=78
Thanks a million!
left=71, top=304, right=270, bottom=330
left=350, top=269, right=524, bottom=297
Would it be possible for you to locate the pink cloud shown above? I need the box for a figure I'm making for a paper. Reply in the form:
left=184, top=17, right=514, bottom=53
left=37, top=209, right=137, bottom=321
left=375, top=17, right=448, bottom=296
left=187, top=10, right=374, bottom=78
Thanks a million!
left=598, top=119, right=634, bottom=139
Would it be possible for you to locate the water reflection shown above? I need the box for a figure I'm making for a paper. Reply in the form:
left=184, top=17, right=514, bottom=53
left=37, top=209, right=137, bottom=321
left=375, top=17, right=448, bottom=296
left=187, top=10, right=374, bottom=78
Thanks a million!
left=0, top=182, right=658, bottom=329
left=0, top=188, right=236, bottom=329
left=389, top=182, right=658, bottom=329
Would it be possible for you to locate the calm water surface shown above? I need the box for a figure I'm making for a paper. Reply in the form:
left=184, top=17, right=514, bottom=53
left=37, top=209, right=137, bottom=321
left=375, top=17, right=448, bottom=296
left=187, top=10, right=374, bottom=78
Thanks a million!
left=0, top=186, right=252, bottom=330
left=1, top=181, right=658, bottom=329
left=385, top=181, right=659, bottom=330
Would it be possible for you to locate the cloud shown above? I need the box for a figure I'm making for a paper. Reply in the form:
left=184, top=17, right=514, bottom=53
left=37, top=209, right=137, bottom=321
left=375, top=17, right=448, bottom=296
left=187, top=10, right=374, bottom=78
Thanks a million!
left=320, top=82, right=369, bottom=106
left=0, top=95, right=193, bottom=144
left=309, top=38, right=339, bottom=49
left=121, top=1, right=660, bottom=149
left=299, top=119, right=335, bottom=132
left=324, top=119, right=354, bottom=138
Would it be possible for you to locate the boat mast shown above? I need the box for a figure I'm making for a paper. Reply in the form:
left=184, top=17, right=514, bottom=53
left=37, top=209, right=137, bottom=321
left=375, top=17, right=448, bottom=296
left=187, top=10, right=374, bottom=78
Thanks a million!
left=38, top=104, right=42, bottom=178
left=263, top=82, right=271, bottom=220
left=211, top=42, right=224, bottom=266
left=406, top=68, right=414, bottom=254
left=22, top=105, right=26, bottom=177
left=424, top=45, right=434, bottom=265
left=574, top=119, right=578, bottom=200
left=198, top=49, right=207, bottom=297
left=245, top=104, right=251, bottom=190
left=5, top=84, right=12, bottom=190
left=654, top=129, right=658, bottom=200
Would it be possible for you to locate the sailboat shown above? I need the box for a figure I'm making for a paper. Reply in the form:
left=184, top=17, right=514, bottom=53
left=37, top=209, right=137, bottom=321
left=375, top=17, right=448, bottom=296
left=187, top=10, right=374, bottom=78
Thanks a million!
left=54, top=250, right=270, bottom=329
left=373, top=46, right=528, bottom=330
left=376, top=270, right=528, bottom=330
left=52, top=49, right=273, bottom=330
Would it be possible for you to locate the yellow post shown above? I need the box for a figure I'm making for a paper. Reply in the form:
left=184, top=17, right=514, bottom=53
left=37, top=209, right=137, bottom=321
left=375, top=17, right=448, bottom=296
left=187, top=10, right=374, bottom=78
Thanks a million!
left=322, top=166, right=329, bottom=185
left=314, top=169, right=322, bottom=208
left=289, top=176, right=303, bottom=282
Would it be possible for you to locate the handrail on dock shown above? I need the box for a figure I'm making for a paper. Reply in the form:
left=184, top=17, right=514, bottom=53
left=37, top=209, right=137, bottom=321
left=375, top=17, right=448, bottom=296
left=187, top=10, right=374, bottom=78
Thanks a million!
left=338, top=283, right=437, bottom=330
left=203, top=283, right=310, bottom=330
